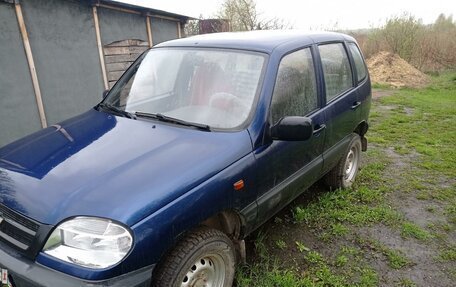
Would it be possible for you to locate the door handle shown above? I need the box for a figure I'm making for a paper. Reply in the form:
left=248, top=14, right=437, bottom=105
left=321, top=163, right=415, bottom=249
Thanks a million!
left=313, top=124, right=326, bottom=135
left=351, top=101, right=361, bottom=110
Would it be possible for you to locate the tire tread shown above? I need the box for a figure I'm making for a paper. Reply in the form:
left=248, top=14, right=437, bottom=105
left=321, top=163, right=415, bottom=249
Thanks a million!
left=324, top=133, right=362, bottom=189
left=152, top=227, right=234, bottom=287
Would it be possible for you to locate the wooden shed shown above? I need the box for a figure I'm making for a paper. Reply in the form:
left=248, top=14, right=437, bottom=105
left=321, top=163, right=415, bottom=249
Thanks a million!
left=0, top=0, right=191, bottom=146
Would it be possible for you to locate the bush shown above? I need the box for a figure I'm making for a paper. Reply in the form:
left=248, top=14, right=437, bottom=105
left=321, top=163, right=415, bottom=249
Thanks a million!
left=354, top=13, right=456, bottom=72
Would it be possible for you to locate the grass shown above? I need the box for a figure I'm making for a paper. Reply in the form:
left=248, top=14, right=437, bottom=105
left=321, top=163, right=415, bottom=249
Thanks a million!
left=356, top=237, right=411, bottom=269
left=369, top=72, right=456, bottom=178
left=275, top=239, right=287, bottom=250
left=335, top=254, right=348, bottom=267
left=438, top=246, right=456, bottom=262
left=371, top=82, right=393, bottom=89
left=254, top=231, right=269, bottom=259
left=295, top=241, right=310, bottom=253
left=401, top=222, right=432, bottom=240
left=386, top=251, right=410, bottom=270
left=236, top=254, right=352, bottom=287
left=305, top=250, right=324, bottom=264
left=236, top=72, right=456, bottom=286
left=396, top=278, right=417, bottom=287
left=292, top=189, right=402, bottom=229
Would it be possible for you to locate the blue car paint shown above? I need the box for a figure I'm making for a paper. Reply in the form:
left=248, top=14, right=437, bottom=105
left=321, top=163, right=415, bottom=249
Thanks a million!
left=32, top=138, right=259, bottom=280
left=0, top=109, right=253, bottom=226
left=0, top=109, right=256, bottom=280
left=0, top=31, right=370, bottom=282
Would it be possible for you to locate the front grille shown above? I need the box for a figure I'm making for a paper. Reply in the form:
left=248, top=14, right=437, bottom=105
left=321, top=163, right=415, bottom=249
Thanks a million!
left=0, top=204, right=40, bottom=252
left=0, top=205, right=39, bottom=231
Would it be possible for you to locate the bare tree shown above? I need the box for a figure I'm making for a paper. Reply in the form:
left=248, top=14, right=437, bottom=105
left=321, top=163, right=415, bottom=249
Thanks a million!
left=184, top=14, right=203, bottom=37
left=428, top=14, right=456, bottom=69
left=381, top=13, right=423, bottom=62
left=353, top=12, right=456, bottom=72
left=217, top=0, right=290, bottom=31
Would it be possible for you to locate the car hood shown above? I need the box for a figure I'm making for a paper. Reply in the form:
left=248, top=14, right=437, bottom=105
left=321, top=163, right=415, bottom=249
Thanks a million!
left=0, top=109, right=252, bottom=226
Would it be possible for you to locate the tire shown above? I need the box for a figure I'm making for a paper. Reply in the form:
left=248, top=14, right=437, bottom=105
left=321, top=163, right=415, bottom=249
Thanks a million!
left=152, top=227, right=236, bottom=287
left=325, top=133, right=362, bottom=189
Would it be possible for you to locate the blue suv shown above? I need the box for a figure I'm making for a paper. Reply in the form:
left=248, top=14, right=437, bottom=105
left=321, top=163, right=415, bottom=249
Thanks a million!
left=0, top=31, right=370, bottom=287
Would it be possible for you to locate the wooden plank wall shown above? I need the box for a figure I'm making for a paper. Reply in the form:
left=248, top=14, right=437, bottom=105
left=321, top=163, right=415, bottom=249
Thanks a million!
left=103, top=39, right=148, bottom=88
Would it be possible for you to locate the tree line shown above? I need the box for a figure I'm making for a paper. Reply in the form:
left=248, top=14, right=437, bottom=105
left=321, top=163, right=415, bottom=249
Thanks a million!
left=352, top=13, right=455, bottom=72
left=185, top=0, right=455, bottom=72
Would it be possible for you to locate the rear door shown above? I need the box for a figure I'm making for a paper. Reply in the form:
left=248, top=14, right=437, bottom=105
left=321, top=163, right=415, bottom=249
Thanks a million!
left=317, top=42, right=359, bottom=174
left=347, top=42, right=371, bottom=124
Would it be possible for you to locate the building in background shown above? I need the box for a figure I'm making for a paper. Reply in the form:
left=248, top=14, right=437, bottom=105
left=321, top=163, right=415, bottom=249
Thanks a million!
left=199, top=19, right=231, bottom=34
left=0, top=0, right=191, bottom=146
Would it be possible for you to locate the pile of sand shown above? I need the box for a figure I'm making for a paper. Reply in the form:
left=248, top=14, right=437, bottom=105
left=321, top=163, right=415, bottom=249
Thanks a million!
left=367, top=51, right=430, bottom=88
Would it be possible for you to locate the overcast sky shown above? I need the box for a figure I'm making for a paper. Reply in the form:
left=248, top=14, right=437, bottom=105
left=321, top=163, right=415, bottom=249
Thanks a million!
left=122, top=0, right=455, bottom=30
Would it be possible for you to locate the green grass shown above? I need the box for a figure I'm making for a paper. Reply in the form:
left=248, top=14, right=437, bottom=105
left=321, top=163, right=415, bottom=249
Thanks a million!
left=438, top=246, right=456, bottom=262
left=295, top=241, right=310, bottom=253
left=254, top=231, right=269, bottom=259
left=236, top=263, right=311, bottom=287
left=356, top=268, right=379, bottom=287
left=275, top=239, right=287, bottom=250
left=371, top=82, right=393, bottom=89
left=401, top=222, right=432, bottom=240
left=369, top=72, right=456, bottom=178
left=356, top=237, right=411, bottom=269
left=292, top=187, right=402, bottom=230
left=445, top=204, right=456, bottom=225
left=396, top=278, right=417, bottom=287
left=386, top=251, right=410, bottom=269
left=329, top=223, right=350, bottom=236
left=305, top=251, right=324, bottom=264
left=236, top=259, right=351, bottom=287
left=236, top=72, right=456, bottom=286
left=335, top=254, right=349, bottom=267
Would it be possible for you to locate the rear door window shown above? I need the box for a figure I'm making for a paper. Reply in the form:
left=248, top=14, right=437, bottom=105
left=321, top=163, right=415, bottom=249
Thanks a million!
left=318, top=43, right=353, bottom=102
left=348, top=43, right=367, bottom=82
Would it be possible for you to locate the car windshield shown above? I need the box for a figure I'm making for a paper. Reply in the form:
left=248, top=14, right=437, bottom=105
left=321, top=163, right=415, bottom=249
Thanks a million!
left=104, top=48, right=266, bottom=129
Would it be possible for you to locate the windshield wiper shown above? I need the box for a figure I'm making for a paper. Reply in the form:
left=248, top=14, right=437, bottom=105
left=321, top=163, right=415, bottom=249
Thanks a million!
left=97, top=103, right=136, bottom=119
left=135, top=112, right=211, bottom=131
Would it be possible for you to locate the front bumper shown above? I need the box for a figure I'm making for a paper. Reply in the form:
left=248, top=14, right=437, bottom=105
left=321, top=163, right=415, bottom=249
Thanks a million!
left=0, top=244, right=154, bottom=287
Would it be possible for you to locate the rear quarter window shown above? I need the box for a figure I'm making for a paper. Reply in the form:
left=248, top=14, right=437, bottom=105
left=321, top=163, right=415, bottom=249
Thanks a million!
left=348, top=43, right=367, bottom=82
left=318, top=43, right=353, bottom=102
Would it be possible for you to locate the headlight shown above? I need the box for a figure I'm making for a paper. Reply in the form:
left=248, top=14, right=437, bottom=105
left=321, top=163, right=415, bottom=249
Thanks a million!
left=42, top=217, right=133, bottom=269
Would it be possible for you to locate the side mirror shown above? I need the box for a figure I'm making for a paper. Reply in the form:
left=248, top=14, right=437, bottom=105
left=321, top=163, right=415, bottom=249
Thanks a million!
left=102, top=89, right=109, bottom=99
left=270, top=116, right=313, bottom=141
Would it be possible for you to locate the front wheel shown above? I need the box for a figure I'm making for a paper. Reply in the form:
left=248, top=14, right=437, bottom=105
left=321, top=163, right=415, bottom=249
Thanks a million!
left=152, top=227, right=236, bottom=287
left=325, top=134, right=362, bottom=189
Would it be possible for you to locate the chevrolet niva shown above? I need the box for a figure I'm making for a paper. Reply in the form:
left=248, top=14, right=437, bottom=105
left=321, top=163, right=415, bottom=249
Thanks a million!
left=0, top=31, right=370, bottom=287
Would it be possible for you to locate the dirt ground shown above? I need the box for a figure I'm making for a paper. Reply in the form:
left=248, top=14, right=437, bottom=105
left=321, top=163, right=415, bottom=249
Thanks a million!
left=372, top=89, right=395, bottom=98
left=357, top=146, right=455, bottom=286
left=241, top=86, right=455, bottom=286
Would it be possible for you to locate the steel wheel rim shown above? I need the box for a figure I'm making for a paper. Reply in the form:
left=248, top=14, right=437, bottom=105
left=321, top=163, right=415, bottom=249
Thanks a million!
left=344, top=144, right=359, bottom=182
left=181, top=254, right=226, bottom=287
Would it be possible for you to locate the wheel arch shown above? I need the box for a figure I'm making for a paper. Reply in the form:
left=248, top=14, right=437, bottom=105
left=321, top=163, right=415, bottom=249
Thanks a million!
left=354, top=121, right=368, bottom=151
left=354, top=120, right=369, bottom=136
left=200, top=209, right=244, bottom=240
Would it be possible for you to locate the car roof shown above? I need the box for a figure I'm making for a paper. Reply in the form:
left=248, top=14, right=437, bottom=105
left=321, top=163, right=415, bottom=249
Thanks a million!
left=155, top=30, right=356, bottom=53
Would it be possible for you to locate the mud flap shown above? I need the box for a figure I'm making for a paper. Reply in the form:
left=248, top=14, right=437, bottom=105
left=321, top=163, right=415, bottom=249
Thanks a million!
left=233, top=239, right=246, bottom=264
left=361, top=136, right=368, bottom=151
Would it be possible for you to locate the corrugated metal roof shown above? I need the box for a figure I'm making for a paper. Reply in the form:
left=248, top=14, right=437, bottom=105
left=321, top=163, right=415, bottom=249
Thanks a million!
left=92, top=0, right=195, bottom=21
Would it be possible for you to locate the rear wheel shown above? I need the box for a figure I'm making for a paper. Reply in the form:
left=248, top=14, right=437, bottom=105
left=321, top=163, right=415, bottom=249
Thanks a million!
left=152, top=227, right=236, bottom=287
left=325, top=134, right=362, bottom=189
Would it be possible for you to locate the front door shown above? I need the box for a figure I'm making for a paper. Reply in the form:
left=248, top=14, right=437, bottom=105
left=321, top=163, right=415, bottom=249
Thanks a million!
left=254, top=47, right=326, bottom=225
